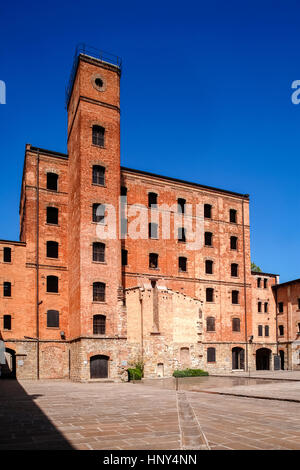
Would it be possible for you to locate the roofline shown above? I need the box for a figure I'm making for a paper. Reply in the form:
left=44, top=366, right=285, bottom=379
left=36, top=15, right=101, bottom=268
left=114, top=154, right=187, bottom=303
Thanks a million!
left=251, top=271, right=279, bottom=277
left=29, top=146, right=68, bottom=159
left=121, top=166, right=250, bottom=199
left=0, top=239, right=26, bottom=246
left=273, top=278, right=300, bottom=289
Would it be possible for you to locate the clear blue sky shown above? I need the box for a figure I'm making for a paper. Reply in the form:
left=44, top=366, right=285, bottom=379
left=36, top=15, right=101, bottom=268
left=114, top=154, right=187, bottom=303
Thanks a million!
left=0, top=0, right=299, bottom=282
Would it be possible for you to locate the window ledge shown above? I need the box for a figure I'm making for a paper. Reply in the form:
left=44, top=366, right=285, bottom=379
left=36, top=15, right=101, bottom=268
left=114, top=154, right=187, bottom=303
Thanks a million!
left=45, top=223, right=59, bottom=227
left=46, top=292, right=60, bottom=295
left=92, top=301, right=107, bottom=304
left=92, top=261, right=107, bottom=265
left=92, top=183, right=106, bottom=188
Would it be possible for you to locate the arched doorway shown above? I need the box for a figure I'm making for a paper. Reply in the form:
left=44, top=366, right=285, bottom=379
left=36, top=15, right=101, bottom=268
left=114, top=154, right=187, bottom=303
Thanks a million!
left=232, top=347, right=245, bottom=370
left=1, top=348, right=16, bottom=378
left=279, top=350, right=285, bottom=370
left=256, top=348, right=271, bottom=370
left=90, top=355, right=109, bottom=379
left=157, top=363, right=164, bottom=377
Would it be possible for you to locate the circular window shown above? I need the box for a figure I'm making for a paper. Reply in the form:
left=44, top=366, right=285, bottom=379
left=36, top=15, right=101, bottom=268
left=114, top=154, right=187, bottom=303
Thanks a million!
left=92, top=74, right=106, bottom=92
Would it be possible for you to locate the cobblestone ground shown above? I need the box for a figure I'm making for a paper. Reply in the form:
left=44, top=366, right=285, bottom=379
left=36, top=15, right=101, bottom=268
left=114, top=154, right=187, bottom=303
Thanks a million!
left=0, top=379, right=300, bottom=450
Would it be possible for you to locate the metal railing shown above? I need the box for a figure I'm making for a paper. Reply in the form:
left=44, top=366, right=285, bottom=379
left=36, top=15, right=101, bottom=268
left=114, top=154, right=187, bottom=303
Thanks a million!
left=65, top=43, right=122, bottom=108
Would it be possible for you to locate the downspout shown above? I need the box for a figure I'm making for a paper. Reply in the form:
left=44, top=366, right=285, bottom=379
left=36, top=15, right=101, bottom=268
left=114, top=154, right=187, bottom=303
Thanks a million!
left=139, top=291, right=144, bottom=362
left=274, top=286, right=279, bottom=356
left=242, top=200, right=248, bottom=371
left=36, top=149, right=40, bottom=380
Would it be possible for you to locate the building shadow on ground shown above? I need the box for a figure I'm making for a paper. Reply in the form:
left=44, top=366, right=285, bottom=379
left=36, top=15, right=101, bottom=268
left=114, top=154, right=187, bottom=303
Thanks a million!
left=0, top=379, right=73, bottom=450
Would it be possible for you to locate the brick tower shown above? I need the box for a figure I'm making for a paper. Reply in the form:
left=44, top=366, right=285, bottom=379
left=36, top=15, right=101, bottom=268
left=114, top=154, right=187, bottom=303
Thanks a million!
left=66, top=48, right=126, bottom=380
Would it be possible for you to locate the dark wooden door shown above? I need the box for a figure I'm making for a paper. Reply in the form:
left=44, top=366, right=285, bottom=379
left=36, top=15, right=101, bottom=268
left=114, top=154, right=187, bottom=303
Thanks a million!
left=90, top=355, right=108, bottom=379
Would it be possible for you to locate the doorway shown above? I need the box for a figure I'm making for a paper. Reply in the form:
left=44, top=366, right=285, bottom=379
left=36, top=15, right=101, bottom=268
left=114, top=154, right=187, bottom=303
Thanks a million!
left=1, top=348, right=16, bottom=378
left=90, top=355, right=109, bottom=379
left=232, top=347, right=245, bottom=370
left=279, top=350, right=285, bottom=370
left=256, top=348, right=271, bottom=370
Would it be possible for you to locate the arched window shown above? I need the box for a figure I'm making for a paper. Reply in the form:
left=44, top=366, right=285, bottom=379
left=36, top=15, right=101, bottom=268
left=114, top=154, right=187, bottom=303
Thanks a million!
left=92, top=125, right=105, bottom=147
left=46, top=207, right=58, bottom=224
left=92, top=203, right=105, bottom=223
left=206, top=316, right=215, bottom=332
left=3, top=247, right=11, bottom=262
left=207, top=347, right=216, bottom=362
left=93, top=315, right=106, bottom=334
left=93, top=242, right=105, bottom=262
left=232, top=318, right=240, bottom=332
left=47, top=310, right=59, bottom=328
left=92, top=165, right=105, bottom=186
left=46, top=241, right=58, bottom=258
left=93, top=282, right=105, bottom=302
left=46, top=276, right=58, bottom=293
left=47, top=173, right=58, bottom=191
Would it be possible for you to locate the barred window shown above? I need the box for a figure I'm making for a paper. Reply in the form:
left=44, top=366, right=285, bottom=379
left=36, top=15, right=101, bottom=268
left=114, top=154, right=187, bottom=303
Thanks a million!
left=177, top=198, right=186, bottom=213
left=93, top=282, right=105, bottom=302
left=47, top=207, right=58, bottom=224
left=149, top=253, right=158, bottom=269
left=232, top=290, right=239, bottom=304
left=230, top=209, right=237, bottom=223
left=178, top=256, right=187, bottom=272
left=47, top=310, right=59, bottom=328
left=206, top=288, right=214, bottom=302
left=3, top=247, right=11, bottom=262
left=92, top=125, right=105, bottom=147
left=47, top=276, right=58, bottom=293
left=231, top=263, right=238, bottom=277
left=3, top=315, right=11, bottom=330
left=232, top=318, right=240, bottom=332
left=149, top=222, right=158, bottom=239
left=3, top=282, right=11, bottom=297
left=93, top=242, right=105, bottom=262
left=204, top=232, right=213, bottom=246
left=47, top=173, right=58, bottom=191
left=206, top=316, right=215, bottom=332
left=148, top=192, right=157, bottom=208
left=205, top=260, right=213, bottom=274
left=230, top=236, right=237, bottom=250
left=93, top=315, right=106, bottom=334
left=204, top=204, right=212, bottom=219
left=92, top=165, right=105, bottom=186
left=207, top=347, right=216, bottom=362
left=46, top=241, right=58, bottom=258
left=92, top=203, right=105, bottom=223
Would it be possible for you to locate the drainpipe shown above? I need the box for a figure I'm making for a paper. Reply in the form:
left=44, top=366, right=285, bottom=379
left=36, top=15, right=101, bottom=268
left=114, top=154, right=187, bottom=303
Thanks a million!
left=139, top=291, right=144, bottom=362
left=36, top=149, right=40, bottom=380
left=242, top=200, right=248, bottom=371
left=275, top=286, right=279, bottom=356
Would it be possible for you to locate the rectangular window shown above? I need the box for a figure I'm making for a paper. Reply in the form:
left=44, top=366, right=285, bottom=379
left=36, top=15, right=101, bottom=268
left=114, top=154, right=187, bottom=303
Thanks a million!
left=92, top=165, right=105, bottom=186
left=205, top=260, right=213, bottom=274
left=177, top=198, right=186, bottom=213
left=230, top=209, right=237, bottom=223
left=93, top=315, right=106, bottom=335
left=178, top=227, right=186, bottom=243
left=232, top=290, right=239, bottom=304
left=122, top=249, right=128, bottom=266
left=93, top=243, right=105, bottom=262
left=46, top=207, right=58, bottom=224
left=47, top=173, right=58, bottom=191
left=178, top=257, right=187, bottom=272
left=258, top=325, right=263, bottom=336
left=149, top=222, right=158, bottom=239
left=148, top=192, right=157, bottom=208
left=92, top=125, right=105, bottom=147
left=204, top=232, right=212, bottom=246
left=258, top=301, right=262, bottom=313
left=3, top=282, right=11, bottom=297
left=47, top=310, right=59, bottom=328
left=204, top=204, right=212, bottom=219
left=298, top=299, right=300, bottom=310
left=230, top=236, right=237, bottom=250
left=93, top=204, right=105, bottom=223
left=232, top=318, right=240, bottom=332
left=3, top=247, right=11, bottom=263
left=278, top=302, right=284, bottom=313
left=3, top=315, right=11, bottom=330
left=257, top=278, right=261, bottom=288
left=121, top=186, right=127, bottom=196
left=265, top=325, right=269, bottom=337
left=206, top=288, right=214, bottom=302
left=279, top=325, right=284, bottom=336
left=93, top=282, right=105, bottom=302
left=206, top=316, right=215, bottom=332
left=264, top=302, right=268, bottom=313
left=207, top=347, right=216, bottom=362
left=264, top=278, right=268, bottom=289
left=231, top=263, right=238, bottom=277
left=149, top=253, right=158, bottom=269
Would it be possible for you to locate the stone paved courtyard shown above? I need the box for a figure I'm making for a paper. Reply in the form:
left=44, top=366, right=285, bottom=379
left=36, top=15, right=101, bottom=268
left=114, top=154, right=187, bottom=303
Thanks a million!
left=1, top=378, right=300, bottom=450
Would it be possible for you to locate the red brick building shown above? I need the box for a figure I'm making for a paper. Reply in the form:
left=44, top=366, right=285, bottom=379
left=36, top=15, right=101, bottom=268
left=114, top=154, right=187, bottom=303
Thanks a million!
left=0, top=47, right=299, bottom=380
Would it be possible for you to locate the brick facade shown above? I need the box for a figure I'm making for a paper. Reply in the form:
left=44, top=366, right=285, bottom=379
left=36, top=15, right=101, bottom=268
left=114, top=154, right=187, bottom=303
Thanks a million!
left=0, top=49, right=299, bottom=380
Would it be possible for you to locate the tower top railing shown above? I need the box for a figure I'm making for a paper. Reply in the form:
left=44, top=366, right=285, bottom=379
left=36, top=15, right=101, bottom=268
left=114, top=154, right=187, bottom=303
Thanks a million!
left=65, top=44, right=122, bottom=108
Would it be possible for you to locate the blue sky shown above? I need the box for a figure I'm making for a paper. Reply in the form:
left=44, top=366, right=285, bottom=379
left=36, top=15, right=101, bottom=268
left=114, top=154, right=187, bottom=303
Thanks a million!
left=0, top=0, right=299, bottom=282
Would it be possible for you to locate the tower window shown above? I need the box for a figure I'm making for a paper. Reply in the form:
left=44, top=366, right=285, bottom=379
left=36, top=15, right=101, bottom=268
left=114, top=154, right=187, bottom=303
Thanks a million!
left=230, top=209, right=237, bottom=223
left=149, top=253, right=158, bottom=269
left=46, top=207, right=58, bottom=224
left=230, top=236, right=237, bottom=250
left=206, top=288, right=214, bottom=302
left=3, top=282, right=11, bottom=297
left=93, top=315, right=106, bottom=335
left=93, top=282, right=105, bottom=302
left=206, top=316, right=215, bottom=332
left=92, top=125, right=105, bottom=147
left=149, top=222, right=158, bottom=239
left=3, top=315, right=11, bottom=330
left=264, top=278, right=268, bottom=289
left=264, top=302, right=268, bottom=313
left=93, top=242, right=105, bottom=262
left=231, top=263, right=238, bottom=277
left=204, top=204, right=212, bottom=219
left=258, top=301, right=262, bottom=313
left=257, top=277, right=261, bottom=288
left=46, top=241, right=58, bottom=258
left=92, top=165, right=105, bottom=186
left=278, top=302, right=284, bottom=313
left=204, top=232, right=213, bottom=246
left=122, top=249, right=128, bottom=266
left=279, top=325, right=284, bottom=336
left=265, top=325, right=269, bottom=337
left=258, top=325, right=263, bottom=336
left=205, top=260, right=213, bottom=274
left=207, top=347, right=216, bottom=362
left=177, top=198, right=186, bottom=213
left=92, top=203, right=105, bottom=223
left=46, top=173, right=58, bottom=191
left=178, top=256, right=187, bottom=272
left=47, top=310, right=59, bottom=328
left=3, top=247, right=11, bottom=263
left=232, top=290, right=239, bottom=304
left=232, top=318, right=240, bottom=332
left=178, top=227, right=186, bottom=243
left=148, top=192, right=157, bottom=208
left=46, top=276, right=58, bottom=293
